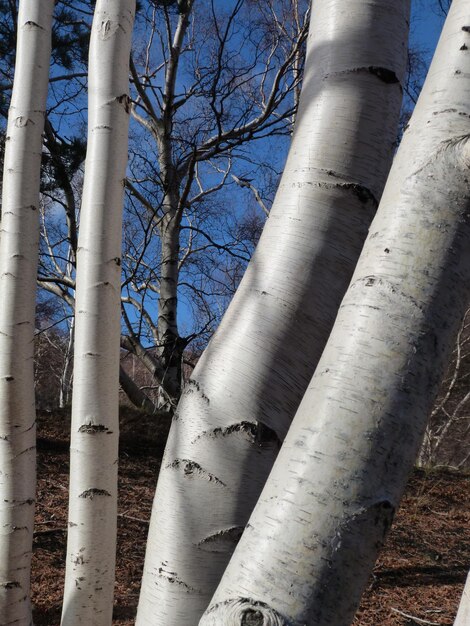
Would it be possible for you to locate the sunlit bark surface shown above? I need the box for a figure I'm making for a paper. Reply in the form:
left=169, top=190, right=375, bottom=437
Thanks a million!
left=60, top=2, right=135, bottom=624
left=136, top=1, right=410, bottom=624
left=201, top=2, right=470, bottom=624
left=0, top=2, right=54, bottom=623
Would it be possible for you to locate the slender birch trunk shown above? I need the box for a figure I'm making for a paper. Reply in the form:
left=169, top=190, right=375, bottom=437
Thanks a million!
left=136, top=1, right=410, bottom=623
left=455, top=571, right=470, bottom=626
left=60, top=1, right=135, bottom=624
left=200, top=2, right=470, bottom=624
left=0, top=2, right=53, bottom=623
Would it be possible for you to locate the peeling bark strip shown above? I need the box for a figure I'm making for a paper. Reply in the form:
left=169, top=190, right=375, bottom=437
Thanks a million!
left=202, top=2, right=470, bottom=625
left=61, top=2, right=136, bottom=625
left=0, top=1, right=54, bottom=624
left=166, top=459, right=226, bottom=486
left=197, top=526, right=245, bottom=553
left=136, top=1, right=410, bottom=624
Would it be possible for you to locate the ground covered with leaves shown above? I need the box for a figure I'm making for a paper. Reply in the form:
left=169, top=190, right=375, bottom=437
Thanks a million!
left=32, top=408, right=469, bottom=625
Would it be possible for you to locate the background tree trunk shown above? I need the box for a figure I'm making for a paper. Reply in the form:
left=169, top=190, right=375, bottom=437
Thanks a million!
left=60, top=2, right=135, bottom=624
left=200, top=2, right=470, bottom=624
left=0, top=1, right=54, bottom=623
left=455, top=571, right=470, bottom=626
left=136, top=1, right=410, bottom=623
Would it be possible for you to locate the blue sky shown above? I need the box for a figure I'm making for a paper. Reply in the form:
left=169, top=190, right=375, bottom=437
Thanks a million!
left=411, top=1, right=446, bottom=62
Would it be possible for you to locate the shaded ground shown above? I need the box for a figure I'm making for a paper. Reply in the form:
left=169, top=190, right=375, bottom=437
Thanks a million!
left=32, top=409, right=469, bottom=625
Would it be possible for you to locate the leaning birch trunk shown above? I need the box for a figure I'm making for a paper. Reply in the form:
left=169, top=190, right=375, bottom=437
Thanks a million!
left=60, top=1, right=135, bottom=624
left=0, top=2, right=53, bottom=623
left=455, top=571, right=470, bottom=626
left=200, top=2, right=470, bottom=624
left=136, top=1, right=410, bottom=623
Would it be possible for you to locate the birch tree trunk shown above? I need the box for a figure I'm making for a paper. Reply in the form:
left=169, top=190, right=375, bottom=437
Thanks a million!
left=136, top=1, right=410, bottom=624
left=0, top=2, right=54, bottom=623
left=60, top=1, right=135, bottom=624
left=455, top=571, right=470, bottom=626
left=200, top=2, right=470, bottom=624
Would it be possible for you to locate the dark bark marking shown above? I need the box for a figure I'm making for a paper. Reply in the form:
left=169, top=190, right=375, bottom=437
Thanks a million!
left=1, top=581, right=21, bottom=589
left=14, top=116, right=34, bottom=127
left=186, top=379, right=209, bottom=404
left=114, top=257, right=121, bottom=266
left=433, top=108, right=457, bottom=115
left=4, top=376, right=14, bottom=382
left=462, top=26, right=470, bottom=32
left=192, top=421, right=281, bottom=448
left=92, top=125, right=112, bottom=131
left=166, top=458, right=226, bottom=486
left=78, top=488, right=111, bottom=499
left=461, top=44, right=468, bottom=50
left=78, top=423, right=112, bottom=434
left=384, top=248, right=390, bottom=254
left=367, top=66, right=399, bottom=84
left=157, top=565, right=199, bottom=593
left=23, top=21, right=44, bottom=30
left=116, top=94, right=131, bottom=114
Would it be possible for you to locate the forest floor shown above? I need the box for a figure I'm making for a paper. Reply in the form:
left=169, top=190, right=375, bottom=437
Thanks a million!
left=32, top=408, right=469, bottom=626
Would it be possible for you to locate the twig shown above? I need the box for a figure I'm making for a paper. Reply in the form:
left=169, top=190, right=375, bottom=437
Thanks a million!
left=118, top=513, right=149, bottom=524
left=390, top=607, right=442, bottom=625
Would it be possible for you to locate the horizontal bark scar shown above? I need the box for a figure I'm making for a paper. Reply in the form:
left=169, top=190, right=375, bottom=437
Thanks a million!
left=166, top=459, right=226, bottom=486
left=303, top=177, right=378, bottom=207
left=325, top=66, right=400, bottom=86
left=78, top=488, right=111, bottom=499
left=78, top=423, right=113, bottom=434
left=0, top=581, right=21, bottom=590
left=197, top=526, right=244, bottom=552
left=23, top=21, right=44, bottom=30
left=192, top=421, right=282, bottom=448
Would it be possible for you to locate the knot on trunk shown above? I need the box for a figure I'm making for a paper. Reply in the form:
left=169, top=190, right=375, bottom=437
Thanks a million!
left=200, top=599, right=291, bottom=626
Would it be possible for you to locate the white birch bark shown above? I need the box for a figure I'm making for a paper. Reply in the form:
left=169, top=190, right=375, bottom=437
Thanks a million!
left=455, top=571, right=470, bottom=626
left=60, top=1, right=135, bottom=624
left=136, top=1, right=410, bottom=624
left=200, top=2, right=470, bottom=624
left=0, top=2, right=54, bottom=623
